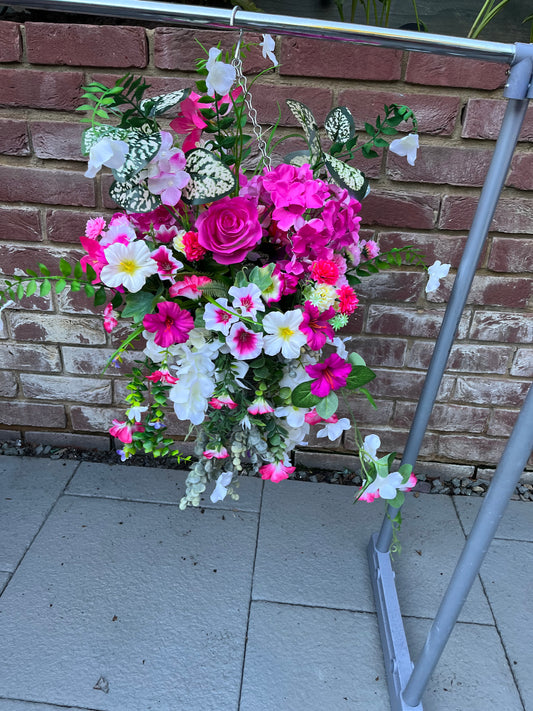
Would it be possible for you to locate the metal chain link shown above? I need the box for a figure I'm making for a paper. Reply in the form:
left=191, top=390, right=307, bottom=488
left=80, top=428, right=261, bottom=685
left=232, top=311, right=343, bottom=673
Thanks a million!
left=232, top=30, right=272, bottom=171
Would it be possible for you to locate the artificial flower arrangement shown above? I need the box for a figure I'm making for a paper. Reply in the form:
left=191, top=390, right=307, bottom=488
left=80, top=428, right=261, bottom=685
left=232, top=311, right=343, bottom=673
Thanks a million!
left=1, top=36, right=448, bottom=524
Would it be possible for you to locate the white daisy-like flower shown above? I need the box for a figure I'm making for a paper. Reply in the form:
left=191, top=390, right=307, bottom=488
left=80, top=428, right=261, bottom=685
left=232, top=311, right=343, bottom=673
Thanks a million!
left=263, top=309, right=306, bottom=359
left=100, top=241, right=158, bottom=293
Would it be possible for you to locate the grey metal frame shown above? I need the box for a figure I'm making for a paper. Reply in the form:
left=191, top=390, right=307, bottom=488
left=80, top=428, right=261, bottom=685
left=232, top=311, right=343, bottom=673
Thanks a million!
left=7, top=1, right=532, bottom=707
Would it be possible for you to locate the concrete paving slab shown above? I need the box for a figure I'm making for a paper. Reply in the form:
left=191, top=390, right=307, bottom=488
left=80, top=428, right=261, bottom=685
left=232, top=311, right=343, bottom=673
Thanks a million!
left=393, top=494, right=493, bottom=624
left=404, top=617, right=524, bottom=711
left=240, top=600, right=390, bottom=711
left=0, top=703, right=91, bottom=711
left=66, top=461, right=263, bottom=512
left=0, top=572, right=11, bottom=594
left=478, top=539, right=533, bottom=710
left=253, top=482, right=492, bottom=623
left=454, top=495, right=533, bottom=542
left=0, top=495, right=258, bottom=711
left=0, top=457, right=77, bottom=572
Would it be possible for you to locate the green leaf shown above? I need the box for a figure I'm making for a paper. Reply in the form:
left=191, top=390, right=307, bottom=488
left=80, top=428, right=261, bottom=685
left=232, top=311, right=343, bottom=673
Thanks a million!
left=249, top=263, right=275, bottom=291
left=70, top=281, right=81, bottom=292
left=345, top=365, right=376, bottom=390
left=291, top=381, right=320, bottom=409
left=121, top=291, right=155, bottom=323
left=94, top=287, right=107, bottom=307
left=74, top=262, right=83, bottom=280
left=95, top=109, right=109, bottom=119
left=387, top=491, right=405, bottom=509
left=112, top=129, right=162, bottom=182
left=364, top=122, right=376, bottom=136
left=38, top=263, right=50, bottom=277
left=285, top=99, right=322, bottom=165
left=55, top=278, right=67, bottom=293
left=85, top=264, right=97, bottom=283
left=374, top=137, right=389, bottom=148
left=16, top=282, right=24, bottom=300
left=323, top=153, right=369, bottom=200
left=109, top=177, right=161, bottom=213
left=25, top=280, right=37, bottom=298
left=324, top=106, right=355, bottom=143
left=59, top=258, right=71, bottom=277
left=84, top=283, right=95, bottom=298
left=111, top=291, right=123, bottom=309
left=26, top=269, right=38, bottom=278
left=347, top=352, right=366, bottom=367
left=40, top=279, right=51, bottom=297
left=139, top=88, right=191, bottom=117
left=315, top=391, right=338, bottom=419
left=76, top=104, right=95, bottom=112
left=182, top=148, right=236, bottom=205
left=359, top=387, right=376, bottom=409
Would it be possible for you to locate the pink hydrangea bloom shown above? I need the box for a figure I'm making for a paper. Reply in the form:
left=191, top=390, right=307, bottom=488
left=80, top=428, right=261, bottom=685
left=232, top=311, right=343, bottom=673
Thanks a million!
left=142, top=301, right=194, bottom=348
left=305, top=353, right=352, bottom=398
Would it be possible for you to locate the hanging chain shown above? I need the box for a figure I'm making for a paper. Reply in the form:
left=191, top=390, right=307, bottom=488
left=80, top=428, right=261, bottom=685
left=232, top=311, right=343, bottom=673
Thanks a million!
left=231, top=24, right=272, bottom=171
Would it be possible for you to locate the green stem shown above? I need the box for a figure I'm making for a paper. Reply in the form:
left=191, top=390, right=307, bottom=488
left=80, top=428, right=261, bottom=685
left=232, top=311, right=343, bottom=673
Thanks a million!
left=103, top=324, right=144, bottom=374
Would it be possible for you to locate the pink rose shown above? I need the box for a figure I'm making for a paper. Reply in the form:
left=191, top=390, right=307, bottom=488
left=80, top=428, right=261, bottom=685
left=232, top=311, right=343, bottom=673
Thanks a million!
left=196, top=196, right=262, bottom=265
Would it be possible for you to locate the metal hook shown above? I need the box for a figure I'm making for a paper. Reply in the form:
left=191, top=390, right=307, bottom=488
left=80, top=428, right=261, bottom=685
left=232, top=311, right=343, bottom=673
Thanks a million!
left=230, top=5, right=243, bottom=58
left=229, top=5, right=240, bottom=27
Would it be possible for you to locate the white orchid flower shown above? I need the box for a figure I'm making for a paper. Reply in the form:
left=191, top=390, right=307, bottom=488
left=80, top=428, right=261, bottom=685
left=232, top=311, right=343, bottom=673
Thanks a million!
left=260, top=34, right=278, bottom=66
left=317, top=417, right=351, bottom=441
left=210, top=471, right=234, bottom=503
left=84, top=137, right=130, bottom=179
left=389, top=132, right=419, bottom=166
left=426, top=260, right=451, bottom=293
left=206, top=47, right=236, bottom=97
left=361, top=434, right=381, bottom=464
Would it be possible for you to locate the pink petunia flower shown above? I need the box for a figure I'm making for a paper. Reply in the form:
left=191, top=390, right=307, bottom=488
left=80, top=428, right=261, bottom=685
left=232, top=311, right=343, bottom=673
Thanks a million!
left=150, top=245, right=184, bottom=281
left=247, top=395, right=275, bottom=415
left=169, top=275, right=212, bottom=300
left=146, top=369, right=179, bottom=384
left=259, top=460, right=295, bottom=483
left=209, top=394, right=238, bottom=410
left=203, top=298, right=238, bottom=336
left=305, top=353, right=352, bottom=398
left=229, top=283, right=265, bottom=319
left=227, top=322, right=264, bottom=360
left=203, top=444, right=229, bottom=459
left=142, top=301, right=194, bottom=348
left=109, top=419, right=145, bottom=444
left=299, top=301, right=336, bottom=351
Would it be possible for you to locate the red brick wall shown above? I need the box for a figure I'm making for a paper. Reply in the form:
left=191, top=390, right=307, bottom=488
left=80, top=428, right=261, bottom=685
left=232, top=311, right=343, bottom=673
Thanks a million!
left=0, top=21, right=531, bottom=469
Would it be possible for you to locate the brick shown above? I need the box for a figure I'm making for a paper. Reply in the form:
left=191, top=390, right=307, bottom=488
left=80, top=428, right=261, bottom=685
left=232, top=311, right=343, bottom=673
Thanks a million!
left=0, top=429, right=21, bottom=442
left=462, top=98, right=533, bottom=142
left=345, top=426, right=439, bottom=459
left=30, top=121, right=85, bottom=162
left=510, top=348, right=533, bottom=377
left=343, top=394, right=395, bottom=426
left=9, top=313, right=106, bottom=345
left=361, top=191, right=439, bottom=229
left=455, top=375, right=530, bottom=407
left=487, top=408, right=519, bottom=437
left=0, top=22, right=21, bottom=63
left=437, top=434, right=505, bottom=465
left=427, top=274, right=532, bottom=308
left=338, top=89, right=460, bottom=136
left=0, top=343, right=61, bottom=371
left=369, top=368, right=454, bottom=401
left=0, top=68, right=84, bottom=111
left=354, top=270, right=425, bottom=303
left=387, top=145, right=492, bottom=187
left=439, top=195, right=533, bottom=234
left=46, top=209, right=109, bottom=244
left=70, top=405, right=126, bottom=432
left=0, top=118, right=29, bottom=156
left=0, top=244, right=79, bottom=277
left=26, top=23, right=147, bottom=67
left=405, top=53, right=507, bottom=90
left=0, top=166, right=95, bottom=207
left=57, top=288, right=103, bottom=316
left=280, top=37, right=402, bottom=81
left=294, top=450, right=357, bottom=472
left=366, top=304, right=470, bottom=339
left=487, top=237, right=533, bottom=272
left=62, top=346, right=137, bottom=376
left=154, top=28, right=269, bottom=73
left=20, top=373, right=111, bottom=403
left=251, top=84, right=333, bottom=127
left=393, top=402, right=489, bottom=433
left=24, top=431, right=111, bottom=450
left=341, top=337, right=407, bottom=368
left=0, top=370, right=17, bottom=397
left=0, top=207, right=41, bottom=242
left=378, top=231, right=468, bottom=268
left=0, top=401, right=66, bottom=427
left=470, top=311, right=533, bottom=343
left=0, top=277, right=52, bottom=313
left=507, top=152, right=533, bottom=191
left=407, top=342, right=512, bottom=374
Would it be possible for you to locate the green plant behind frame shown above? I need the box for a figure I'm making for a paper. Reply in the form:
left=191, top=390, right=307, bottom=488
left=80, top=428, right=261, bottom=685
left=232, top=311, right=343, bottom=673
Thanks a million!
left=334, top=0, right=423, bottom=30
left=467, top=0, right=511, bottom=38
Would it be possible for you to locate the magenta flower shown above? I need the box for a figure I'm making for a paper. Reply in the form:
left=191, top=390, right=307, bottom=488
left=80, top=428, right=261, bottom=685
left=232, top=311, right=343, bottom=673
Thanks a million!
left=145, top=369, right=179, bottom=384
left=227, top=322, right=264, bottom=360
left=203, top=444, right=229, bottom=459
left=109, top=419, right=145, bottom=444
left=150, top=245, right=183, bottom=281
left=305, top=353, right=352, bottom=398
left=196, top=196, right=262, bottom=265
left=169, top=275, right=212, bottom=300
left=142, top=301, right=194, bottom=348
left=259, top=461, right=295, bottom=483
left=300, top=301, right=335, bottom=351
left=103, top=303, right=118, bottom=334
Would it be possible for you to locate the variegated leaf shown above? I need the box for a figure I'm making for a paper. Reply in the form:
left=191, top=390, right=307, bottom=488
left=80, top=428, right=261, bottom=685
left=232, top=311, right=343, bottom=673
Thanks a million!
left=325, top=107, right=355, bottom=143
left=182, top=148, right=236, bottom=205
left=139, top=88, right=191, bottom=117
left=81, top=125, right=129, bottom=156
left=283, top=150, right=312, bottom=168
left=112, top=130, right=162, bottom=182
left=323, top=153, right=369, bottom=200
left=109, top=177, right=162, bottom=212
left=286, top=99, right=322, bottom=165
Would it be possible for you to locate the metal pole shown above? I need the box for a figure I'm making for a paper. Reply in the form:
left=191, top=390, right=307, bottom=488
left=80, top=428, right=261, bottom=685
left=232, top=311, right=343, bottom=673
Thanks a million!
left=6, top=0, right=516, bottom=63
left=403, top=382, right=533, bottom=707
left=376, top=84, right=532, bottom=555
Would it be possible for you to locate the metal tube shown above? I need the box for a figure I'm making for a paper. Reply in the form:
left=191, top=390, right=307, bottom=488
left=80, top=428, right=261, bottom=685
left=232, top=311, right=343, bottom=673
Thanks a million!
left=403, top=382, right=533, bottom=706
left=7, top=0, right=516, bottom=63
left=376, top=95, right=530, bottom=554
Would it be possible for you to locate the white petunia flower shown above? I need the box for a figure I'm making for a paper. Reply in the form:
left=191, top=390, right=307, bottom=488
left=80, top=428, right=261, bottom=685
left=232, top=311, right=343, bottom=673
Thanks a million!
left=361, top=434, right=381, bottom=464
left=260, top=34, right=278, bottom=66
left=317, top=417, right=351, bottom=441
left=389, top=132, right=419, bottom=166
left=206, top=47, right=236, bottom=97
left=426, top=260, right=451, bottom=293
left=126, top=405, right=148, bottom=422
left=85, top=137, right=130, bottom=179
left=100, top=240, right=158, bottom=293
left=263, top=309, right=306, bottom=359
